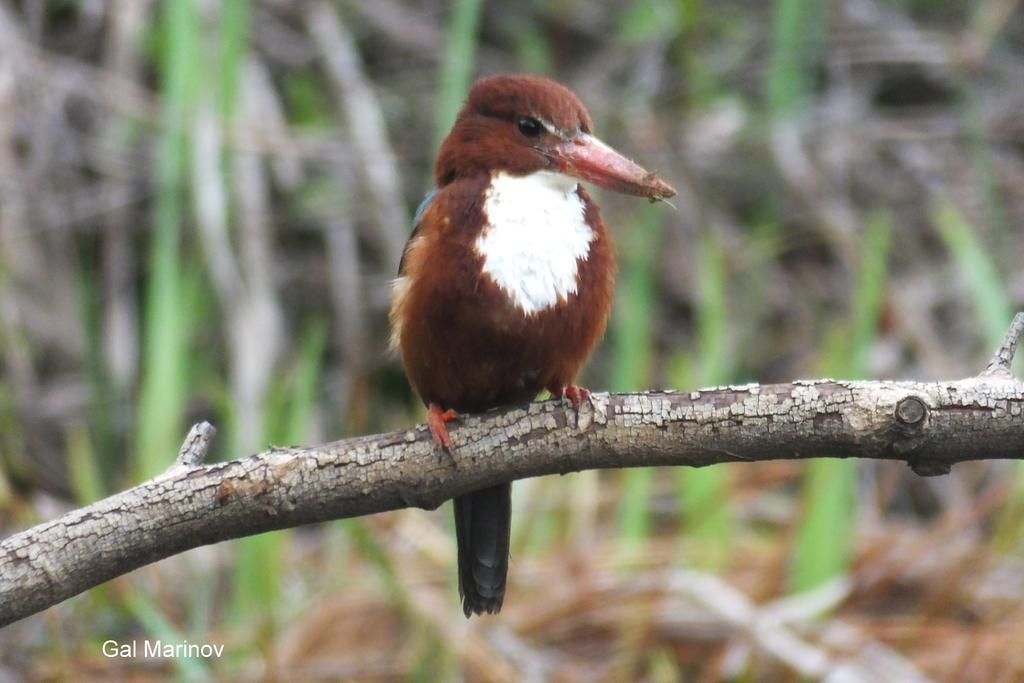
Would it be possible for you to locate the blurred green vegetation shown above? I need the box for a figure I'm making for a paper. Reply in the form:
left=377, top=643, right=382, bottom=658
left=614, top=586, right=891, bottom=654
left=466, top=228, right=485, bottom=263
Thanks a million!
left=1, top=0, right=1023, bottom=679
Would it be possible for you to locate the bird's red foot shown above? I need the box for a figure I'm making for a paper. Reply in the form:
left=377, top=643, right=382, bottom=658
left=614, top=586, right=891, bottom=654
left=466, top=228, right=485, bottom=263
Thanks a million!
left=564, top=385, right=591, bottom=408
left=427, top=404, right=457, bottom=450
left=550, top=385, right=591, bottom=408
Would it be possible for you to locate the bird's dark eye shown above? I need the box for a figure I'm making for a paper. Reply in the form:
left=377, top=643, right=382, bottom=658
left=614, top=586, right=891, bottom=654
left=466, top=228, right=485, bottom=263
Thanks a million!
left=517, top=117, right=542, bottom=138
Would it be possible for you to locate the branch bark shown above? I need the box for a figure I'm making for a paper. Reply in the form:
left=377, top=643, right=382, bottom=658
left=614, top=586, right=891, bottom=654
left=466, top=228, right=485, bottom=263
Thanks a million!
left=3, top=314, right=1024, bottom=627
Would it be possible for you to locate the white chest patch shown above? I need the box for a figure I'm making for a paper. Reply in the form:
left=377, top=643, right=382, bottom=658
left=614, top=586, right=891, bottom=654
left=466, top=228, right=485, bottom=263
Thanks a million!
left=475, top=171, right=593, bottom=315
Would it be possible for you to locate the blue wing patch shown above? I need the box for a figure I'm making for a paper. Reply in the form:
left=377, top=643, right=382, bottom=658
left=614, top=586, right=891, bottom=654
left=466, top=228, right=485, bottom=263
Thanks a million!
left=413, top=188, right=438, bottom=227
left=399, top=189, right=438, bottom=275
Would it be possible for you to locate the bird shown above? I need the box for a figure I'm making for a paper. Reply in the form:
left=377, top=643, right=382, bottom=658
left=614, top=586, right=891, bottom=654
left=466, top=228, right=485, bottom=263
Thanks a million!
left=390, top=74, right=676, bottom=617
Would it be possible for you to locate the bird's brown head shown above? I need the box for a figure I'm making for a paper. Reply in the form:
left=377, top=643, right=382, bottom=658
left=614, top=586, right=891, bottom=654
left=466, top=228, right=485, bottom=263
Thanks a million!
left=434, top=74, right=676, bottom=201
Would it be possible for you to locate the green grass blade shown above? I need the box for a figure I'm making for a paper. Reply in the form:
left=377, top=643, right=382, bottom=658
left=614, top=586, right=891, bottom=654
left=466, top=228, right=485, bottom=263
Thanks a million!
left=232, top=532, right=285, bottom=625
left=613, top=205, right=663, bottom=547
left=610, top=205, right=661, bottom=393
left=930, top=201, right=1024, bottom=547
left=0, top=379, right=29, bottom=500
left=343, top=519, right=407, bottom=606
left=231, top=320, right=326, bottom=624
left=791, top=212, right=891, bottom=592
left=75, top=250, right=120, bottom=487
left=0, top=416, right=11, bottom=507
left=676, top=232, right=734, bottom=567
left=849, top=212, right=893, bottom=374
left=408, top=621, right=457, bottom=683
left=677, top=0, right=701, bottom=31
left=434, top=0, right=484, bottom=148
left=617, top=0, right=682, bottom=45
left=217, top=0, right=250, bottom=119
left=66, top=422, right=105, bottom=505
left=694, top=232, right=729, bottom=383
left=931, top=199, right=1011, bottom=344
left=124, top=592, right=213, bottom=682
left=136, top=0, right=200, bottom=480
left=618, top=468, right=655, bottom=549
left=789, top=458, right=857, bottom=592
left=767, top=0, right=827, bottom=118
left=513, top=15, right=552, bottom=74
left=279, top=318, right=328, bottom=445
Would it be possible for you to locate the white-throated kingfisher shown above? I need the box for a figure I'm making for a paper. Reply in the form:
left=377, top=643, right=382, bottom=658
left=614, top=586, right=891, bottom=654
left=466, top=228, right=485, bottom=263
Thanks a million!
left=390, top=74, right=676, bottom=616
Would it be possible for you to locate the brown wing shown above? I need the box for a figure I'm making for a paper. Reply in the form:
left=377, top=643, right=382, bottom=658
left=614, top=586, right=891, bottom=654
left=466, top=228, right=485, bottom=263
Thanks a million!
left=399, top=189, right=438, bottom=275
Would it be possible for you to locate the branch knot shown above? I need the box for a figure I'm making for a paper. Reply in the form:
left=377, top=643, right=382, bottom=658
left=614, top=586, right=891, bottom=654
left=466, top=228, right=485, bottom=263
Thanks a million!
left=894, top=397, right=927, bottom=426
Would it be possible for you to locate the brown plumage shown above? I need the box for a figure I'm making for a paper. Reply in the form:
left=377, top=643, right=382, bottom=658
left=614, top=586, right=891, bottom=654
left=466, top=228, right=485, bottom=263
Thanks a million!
left=392, top=178, right=615, bottom=410
left=390, top=74, right=675, bottom=616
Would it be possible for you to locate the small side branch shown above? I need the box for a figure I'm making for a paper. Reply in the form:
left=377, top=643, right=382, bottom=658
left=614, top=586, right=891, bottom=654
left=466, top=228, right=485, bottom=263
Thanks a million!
left=175, top=422, right=216, bottom=468
left=983, top=312, right=1024, bottom=377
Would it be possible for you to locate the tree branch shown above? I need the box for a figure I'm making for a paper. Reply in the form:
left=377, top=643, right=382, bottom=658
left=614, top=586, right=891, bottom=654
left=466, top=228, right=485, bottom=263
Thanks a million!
left=3, top=316, right=1024, bottom=627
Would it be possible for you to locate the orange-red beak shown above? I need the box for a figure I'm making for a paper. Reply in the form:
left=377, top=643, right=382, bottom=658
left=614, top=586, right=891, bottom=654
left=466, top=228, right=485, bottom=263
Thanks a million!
left=545, top=133, right=676, bottom=201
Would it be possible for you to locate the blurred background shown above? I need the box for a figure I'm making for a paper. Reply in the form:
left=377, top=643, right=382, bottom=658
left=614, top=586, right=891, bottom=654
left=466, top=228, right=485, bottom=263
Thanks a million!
left=1, top=0, right=1023, bottom=680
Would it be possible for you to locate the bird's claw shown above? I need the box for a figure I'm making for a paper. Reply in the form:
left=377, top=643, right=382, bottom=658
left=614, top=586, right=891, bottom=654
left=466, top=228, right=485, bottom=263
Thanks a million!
left=564, top=385, right=591, bottom=408
left=550, top=385, right=592, bottom=409
left=427, top=404, right=457, bottom=451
